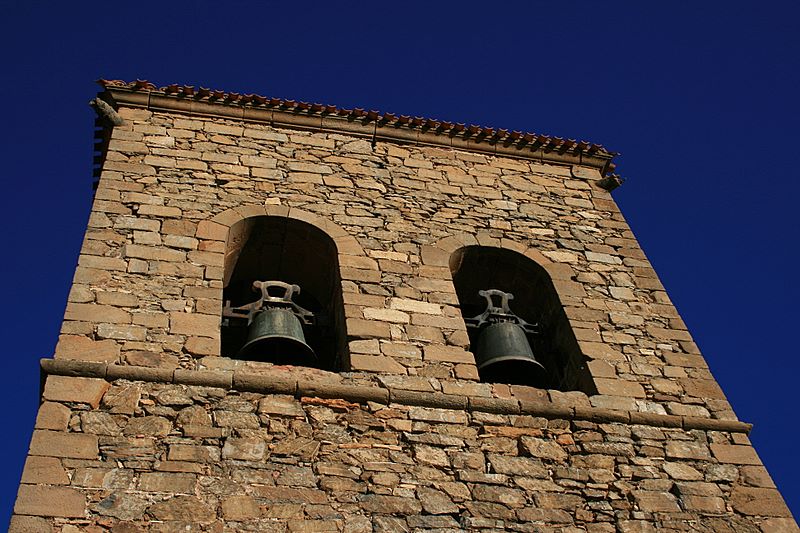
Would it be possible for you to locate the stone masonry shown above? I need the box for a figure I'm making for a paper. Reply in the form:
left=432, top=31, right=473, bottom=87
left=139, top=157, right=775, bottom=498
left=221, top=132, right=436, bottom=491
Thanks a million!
left=10, top=79, right=797, bottom=531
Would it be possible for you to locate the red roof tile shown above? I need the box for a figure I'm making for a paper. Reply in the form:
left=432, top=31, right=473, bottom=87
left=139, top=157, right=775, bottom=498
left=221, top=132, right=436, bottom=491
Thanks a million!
left=98, top=79, right=617, bottom=162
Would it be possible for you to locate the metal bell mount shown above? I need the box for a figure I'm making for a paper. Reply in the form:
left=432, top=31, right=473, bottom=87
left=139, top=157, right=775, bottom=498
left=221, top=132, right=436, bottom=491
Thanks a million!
left=465, top=289, right=547, bottom=386
left=222, top=280, right=316, bottom=365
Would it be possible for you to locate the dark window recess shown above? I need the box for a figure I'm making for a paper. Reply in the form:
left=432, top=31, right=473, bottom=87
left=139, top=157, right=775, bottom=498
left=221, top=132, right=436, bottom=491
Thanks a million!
left=450, top=246, right=595, bottom=393
left=221, top=216, right=347, bottom=370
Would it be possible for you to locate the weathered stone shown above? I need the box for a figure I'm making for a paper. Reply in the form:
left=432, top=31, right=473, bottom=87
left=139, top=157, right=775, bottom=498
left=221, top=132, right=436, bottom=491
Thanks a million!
left=43, top=376, right=110, bottom=408
left=8, top=515, right=53, bottom=533
left=414, top=445, right=450, bottom=467
left=29, top=430, right=98, bottom=459
left=102, top=383, right=141, bottom=415
left=65, top=304, right=130, bottom=324
left=665, top=441, right=711, bottom=460
left=222, top=437, right=266, bottom=461
left=156, top=389, right=194, bottom=406
left=35, top=402, right=71, bottom=431
left=730, top=486, right=792, bottom=517
left=360, top=494, right=422, bottom=515
left=632, top=490, right=681, bottom=512
left=92, top=491, right=148, bottom=520
left=408, top=406, right=467, bottom=424
left=472, top=484, right=527, bottom=507
left=147, top=495, right=217, bottom=523
left=520, top=436, right=568, bottom=462
left=214, top=410, right=260, bottom=428
left=20, top=456, right=69, bottom=485
left=169, top=312, right=219, bottom=337
left=168, top=444, right=220, bottom=463
left=259, top=395, right=305, bottom=416
left=221, top=494, right=260, bottom=520
left=663, top=461, right=703, bottom=481
left=139, top=472, right=196, bottom=493
left=123, top=416, right=171, bottom=436
left=15, top=485, right=86, bottom=518
left=271, top=437, right=320, bottom=461
left=594, top=377, right=646, bottom=398
left=423, top=345, right=474, bottom=364
left=349, top=354, right=406, bottom=374
left=534, top=492, right=585, bottom=510
left=417, top=486, right=459, bottom=514
left=276, top=465, right=317, bottom=487
left=487, top=453, right=548, bottom=477
left=710, top=444, right=761, bottom=465
left=55, top=335, right=120, bottom=362
left=81, top=411, right=122, bottom=435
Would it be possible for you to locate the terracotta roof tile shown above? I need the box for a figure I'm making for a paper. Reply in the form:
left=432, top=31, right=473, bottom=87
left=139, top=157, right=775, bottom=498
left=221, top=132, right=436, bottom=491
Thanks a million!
left=97, top=79, right=618, bottom=162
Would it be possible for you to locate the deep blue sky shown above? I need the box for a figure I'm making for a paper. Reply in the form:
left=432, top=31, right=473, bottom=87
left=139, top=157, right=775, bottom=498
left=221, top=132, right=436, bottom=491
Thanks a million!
left=1, top=1, right=798, bottom=525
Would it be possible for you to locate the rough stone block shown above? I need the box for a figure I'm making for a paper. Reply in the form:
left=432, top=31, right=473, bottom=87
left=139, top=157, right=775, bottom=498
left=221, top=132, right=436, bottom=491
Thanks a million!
left=423, top=345, right=474, bottom=364
left=29, top=430, right=98, bottom=459
left=35, top=402, right=71, bottom=431
left=221, top=494, right=260, bottom=520
left=169, top=312, right=220, bottom=337
left=14, top=485, right=86, bottom=518
left=408, top=406, right=467, bottom=424
left=139, top=472, right=196, bottom=493
left=64, top=304, right=131, bottom=325
left=147, top=495, right=216, bottom=523
left=346, top=318, right=391, bottom=339
left=362, top=307, right=410, bottom=323
left=222, top=437, right=266, bottom=461
left=710, top=444, right=761, bottom=465
left=632, top=490, right=681, bottom=513
left=55, top=335, right=120, bottom=363
left=349, top=354, right=406, bottom=374
left=43, top=376, right=110, bottom=408
left=665, top=441, right=711, bottom=461
left=730, top=486, right=792, bottom=517
left=8, top=515, right=53, bottom=532
left=20, top=456, right=69, bottom=485
left=593, top=378, right=646, bottom=398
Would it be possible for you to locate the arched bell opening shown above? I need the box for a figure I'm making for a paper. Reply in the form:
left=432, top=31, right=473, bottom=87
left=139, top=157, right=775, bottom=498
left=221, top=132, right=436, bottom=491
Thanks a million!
left=221, top=216, right=347, bottom=370
left=450, top=246, right=595, bottom=393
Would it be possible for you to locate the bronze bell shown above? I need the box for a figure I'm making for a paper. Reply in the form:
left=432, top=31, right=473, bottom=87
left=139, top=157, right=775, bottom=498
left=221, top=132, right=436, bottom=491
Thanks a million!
left=466, top=289, right=547, bottom=387
left=238, top=307, right=316, bottom=366
left=222, top=281, right=317, bottom=366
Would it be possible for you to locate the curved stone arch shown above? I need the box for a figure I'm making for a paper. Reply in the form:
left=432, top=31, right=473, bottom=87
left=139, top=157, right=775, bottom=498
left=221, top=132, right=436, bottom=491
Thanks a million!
left=196, top=204, right=366, bottom=284
left=429, top=232, right=595, bottom=393
left=200, top=204, right=362, bottom=368
left=427, top=232, right=574, bottom=283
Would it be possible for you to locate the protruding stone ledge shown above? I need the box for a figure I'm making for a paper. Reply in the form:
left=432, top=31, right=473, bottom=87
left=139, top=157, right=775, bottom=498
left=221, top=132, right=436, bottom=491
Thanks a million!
left=40, top=358, right=753, bottom=433
left=298, top=380, right=390, bottom=405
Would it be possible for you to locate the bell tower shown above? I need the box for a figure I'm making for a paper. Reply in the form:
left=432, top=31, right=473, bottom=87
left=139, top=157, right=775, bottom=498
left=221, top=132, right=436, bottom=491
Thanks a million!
left=11, top=79, right=796, bottom=531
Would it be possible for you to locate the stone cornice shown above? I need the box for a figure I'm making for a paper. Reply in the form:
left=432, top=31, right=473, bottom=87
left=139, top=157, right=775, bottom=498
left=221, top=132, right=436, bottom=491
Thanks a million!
left=41, top=358, right=752, bottom=434
left=98, top=80, right=617, bottom=173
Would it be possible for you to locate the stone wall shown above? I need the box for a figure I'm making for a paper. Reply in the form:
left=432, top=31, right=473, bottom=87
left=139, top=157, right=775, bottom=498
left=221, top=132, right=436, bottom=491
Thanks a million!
left=11, top=85, right=797, bottom=530
left=57, top=104, right=731, bottom=419
left=12, top=373, right=794, bottom=532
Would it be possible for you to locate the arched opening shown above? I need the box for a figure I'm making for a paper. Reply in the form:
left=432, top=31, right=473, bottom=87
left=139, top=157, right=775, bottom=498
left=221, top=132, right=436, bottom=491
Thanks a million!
left=221, top=216, right=347, bottom=370
left=450, top=246, right=594, bottom=393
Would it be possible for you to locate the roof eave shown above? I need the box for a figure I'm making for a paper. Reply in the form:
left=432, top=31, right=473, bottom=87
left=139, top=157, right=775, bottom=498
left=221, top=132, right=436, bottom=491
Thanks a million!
left=99, top=82, right=617, bottom=173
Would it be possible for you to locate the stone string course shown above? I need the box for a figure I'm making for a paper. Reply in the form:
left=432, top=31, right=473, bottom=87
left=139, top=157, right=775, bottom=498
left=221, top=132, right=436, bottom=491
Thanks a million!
left=12, top=90, right=798, bottom=530
left=40, top=359, right=752, bottom=435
